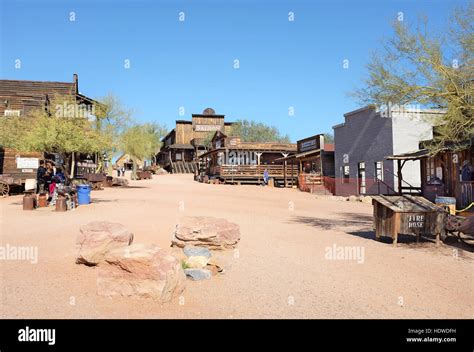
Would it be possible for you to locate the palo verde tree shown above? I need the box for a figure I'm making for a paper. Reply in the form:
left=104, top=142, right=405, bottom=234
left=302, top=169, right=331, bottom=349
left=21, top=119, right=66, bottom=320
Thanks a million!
left=119, top=122, right=164, bottom=180
left=352, top=3, right=473, bottom=152
left=230, top=119, right=291, bottom=143
left=94, top=94, right=133, bottom=174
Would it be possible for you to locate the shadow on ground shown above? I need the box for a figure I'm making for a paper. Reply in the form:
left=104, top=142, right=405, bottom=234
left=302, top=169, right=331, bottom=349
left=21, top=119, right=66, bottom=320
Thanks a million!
left=289, top=214, right=474, bottom=252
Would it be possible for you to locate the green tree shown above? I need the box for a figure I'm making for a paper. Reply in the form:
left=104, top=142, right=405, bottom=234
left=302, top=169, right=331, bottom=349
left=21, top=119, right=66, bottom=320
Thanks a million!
left=352, top=3, right=473, bottom=152
left=120, top=123, right=163, bottom=179
left=1, top=94, right=111, bottom=178
left=323, top=133, right=334, bottom=143
left=230, top=119, right=291, bottom=143
left=143, top=122, right=168, bottom=164
left=94, top=94, right=133, bottom=174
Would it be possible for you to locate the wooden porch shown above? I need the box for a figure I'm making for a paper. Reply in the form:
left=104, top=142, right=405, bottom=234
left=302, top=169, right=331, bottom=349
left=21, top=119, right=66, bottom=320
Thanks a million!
left=214, top=164, right=298, bottom=185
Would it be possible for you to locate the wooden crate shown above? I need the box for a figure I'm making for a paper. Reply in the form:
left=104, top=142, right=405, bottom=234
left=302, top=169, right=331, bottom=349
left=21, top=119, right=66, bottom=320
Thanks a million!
left=372, top=195, right=446, bottom=246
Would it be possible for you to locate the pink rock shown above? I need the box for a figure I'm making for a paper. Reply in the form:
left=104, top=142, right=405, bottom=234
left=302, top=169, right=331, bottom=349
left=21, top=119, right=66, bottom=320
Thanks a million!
left=172, top=216, right=240, bottom=249
left=76, top=221, right=134, bottom=266
left=97, top=244, right=186, bottom=302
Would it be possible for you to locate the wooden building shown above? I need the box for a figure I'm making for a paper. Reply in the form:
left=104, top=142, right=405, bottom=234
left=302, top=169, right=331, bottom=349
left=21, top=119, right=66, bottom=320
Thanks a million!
left=0, top=74, right=99, bottom=185
left=198, top=131, right=297, bottom=185
left=389, top=136, right=473, bottom=210
left=157, top=108, right=234, bottom=173
left=276, top=134, right=335, bottom=193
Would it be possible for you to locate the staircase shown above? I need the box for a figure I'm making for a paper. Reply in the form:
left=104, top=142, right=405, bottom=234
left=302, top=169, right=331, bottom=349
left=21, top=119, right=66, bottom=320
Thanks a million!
left=171, top=161, right=197, bottom=174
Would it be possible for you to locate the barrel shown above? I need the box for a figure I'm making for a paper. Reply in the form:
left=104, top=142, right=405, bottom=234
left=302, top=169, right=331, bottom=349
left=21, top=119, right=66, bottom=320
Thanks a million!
left=77, top=185, right=91, bottom=205
left=23, top=194, right=35, bottom=210
left=435, top=196, right=456, bottom=215
left=55, top=197, right=67, bottom=212
left=37, top=193, right=48, bottom=207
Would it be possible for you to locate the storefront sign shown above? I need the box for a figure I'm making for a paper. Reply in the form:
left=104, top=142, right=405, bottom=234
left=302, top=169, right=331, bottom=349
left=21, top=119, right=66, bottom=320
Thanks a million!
left=195, top=124, right=221, bottom=132
left=4, top=109, right=21, bottom=117
left=16, top=158, right=39, bottom=169
left=299, top=138, right=318, bottom=152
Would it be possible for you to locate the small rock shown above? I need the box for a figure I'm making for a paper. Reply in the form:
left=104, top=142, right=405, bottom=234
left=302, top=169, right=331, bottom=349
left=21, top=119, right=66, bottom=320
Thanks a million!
left=348, top=195, right=358, bottom=202
left=184, top=255, right=209, bottom=269
left=361, top=196, right=372, bottom=204
left=206, top=262, right=224, bottom=276
left=184, top=268, right=212, bottom=281
left=183, top=246, right=212, bottom=259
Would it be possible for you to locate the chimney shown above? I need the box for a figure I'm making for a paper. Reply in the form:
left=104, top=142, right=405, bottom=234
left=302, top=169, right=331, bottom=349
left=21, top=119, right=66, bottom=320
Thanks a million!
left=73, top=73, right=78, bottom=94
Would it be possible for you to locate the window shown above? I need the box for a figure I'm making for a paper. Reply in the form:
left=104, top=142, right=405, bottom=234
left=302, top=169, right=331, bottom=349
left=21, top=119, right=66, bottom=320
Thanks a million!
left=375, top=161, right=383, bottom=181
left=426, top=157, right=435, bottom=181
left=343, top=165, right=350, bottom=184
left=175, top=152, right=182, bottom=161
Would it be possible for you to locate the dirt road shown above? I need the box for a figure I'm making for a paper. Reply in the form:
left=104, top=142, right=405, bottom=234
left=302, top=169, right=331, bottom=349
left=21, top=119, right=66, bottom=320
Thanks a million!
left=0, top=175, right=472, bottom=318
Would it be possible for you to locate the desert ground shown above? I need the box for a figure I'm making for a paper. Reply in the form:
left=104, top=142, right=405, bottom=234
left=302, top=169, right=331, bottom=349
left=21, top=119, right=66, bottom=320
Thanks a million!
left=0, top=174, right=472, bottom=319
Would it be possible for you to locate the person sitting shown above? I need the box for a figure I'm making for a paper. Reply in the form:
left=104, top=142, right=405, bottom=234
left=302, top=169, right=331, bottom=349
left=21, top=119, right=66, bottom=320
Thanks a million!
left=54, top=168, right=66, bottom=184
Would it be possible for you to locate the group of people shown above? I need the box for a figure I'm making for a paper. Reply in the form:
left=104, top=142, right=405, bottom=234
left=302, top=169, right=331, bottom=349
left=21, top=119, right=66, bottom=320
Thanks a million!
left=36, top=160, right=65, bottom=195
left=116, top=165, right=126, bottom=177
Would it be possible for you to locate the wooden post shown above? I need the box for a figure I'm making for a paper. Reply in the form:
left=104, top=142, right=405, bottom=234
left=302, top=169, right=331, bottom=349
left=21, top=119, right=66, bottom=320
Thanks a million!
left=397, top=160, right=402, bottom=195
left=70, top=152, right=75, bottom=179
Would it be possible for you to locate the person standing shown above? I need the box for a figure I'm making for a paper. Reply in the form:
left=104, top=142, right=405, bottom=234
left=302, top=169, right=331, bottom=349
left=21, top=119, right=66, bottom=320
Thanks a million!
left=263, top=168, right=269, bottom=186
left=36, top=160, right=47, bottom=193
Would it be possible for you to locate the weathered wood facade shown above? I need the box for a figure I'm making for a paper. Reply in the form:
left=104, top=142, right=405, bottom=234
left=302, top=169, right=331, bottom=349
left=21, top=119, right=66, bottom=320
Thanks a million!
left=276, top=134, right=335, bottom=193
left=389, top=136, right=474, bottom=210
left=199, top=131, right=297, bottom=185
left=0, top=74, right=99, bottom=186
left=157, top=108, right=234, bottom=173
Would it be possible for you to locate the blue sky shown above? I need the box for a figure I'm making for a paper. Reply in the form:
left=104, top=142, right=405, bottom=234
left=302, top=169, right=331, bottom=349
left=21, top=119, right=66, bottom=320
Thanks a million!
left=0, top=0, right=466, bottom=142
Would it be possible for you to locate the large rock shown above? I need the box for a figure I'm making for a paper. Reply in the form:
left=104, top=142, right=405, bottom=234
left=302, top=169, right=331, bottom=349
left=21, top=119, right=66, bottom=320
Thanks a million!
left=97, top=244, right=186, bottom=302
left=76, top=221, right=134, bottom=265
left=112, top=177, right=129, bottom=187
left=172, top=216, right=240, bottom=250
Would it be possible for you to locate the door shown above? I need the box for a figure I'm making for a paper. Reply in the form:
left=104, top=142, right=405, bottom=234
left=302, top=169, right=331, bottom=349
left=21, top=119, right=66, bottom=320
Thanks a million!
left=358, top=162, right=366, bottom=194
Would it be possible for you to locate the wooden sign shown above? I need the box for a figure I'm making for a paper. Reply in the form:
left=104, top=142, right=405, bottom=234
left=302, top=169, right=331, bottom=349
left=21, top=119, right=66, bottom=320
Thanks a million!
left=407, top=214, right=425, bottom=229
left=4, top=109, right=21, bottom=117
left=16, top=157, right=39, bottom=169
left=195, top=124, right=221, bottom=132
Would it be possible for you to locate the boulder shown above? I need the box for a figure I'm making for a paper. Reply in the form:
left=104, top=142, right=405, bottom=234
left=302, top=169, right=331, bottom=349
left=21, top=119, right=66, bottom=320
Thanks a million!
left=112, top=177, right=129, bottom=187
left=184, top=268, right=212, bottom=281
left=97, top=244, right=186, bottom=302
left=76, top=221, right=134, bottom=266
left=183, top=246, right=212, bottom=259
left=361, top=196, right=372, bottom=204
left=172, top=216, right=240, bottom=250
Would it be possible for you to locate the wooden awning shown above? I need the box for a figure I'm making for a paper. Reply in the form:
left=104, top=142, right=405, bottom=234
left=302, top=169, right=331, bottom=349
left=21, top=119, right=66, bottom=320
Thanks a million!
left=275, top=149, right=321, bottom=162
left=386, top=149, right=430, bottom=161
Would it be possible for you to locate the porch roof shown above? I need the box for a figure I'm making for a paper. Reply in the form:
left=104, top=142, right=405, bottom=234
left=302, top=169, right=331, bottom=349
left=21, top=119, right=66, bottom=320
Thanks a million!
left=275, top=149, right=322, bottom=162
left=386, top=149, right=430, bottom=161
